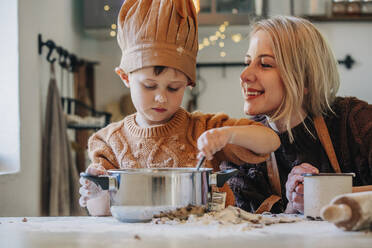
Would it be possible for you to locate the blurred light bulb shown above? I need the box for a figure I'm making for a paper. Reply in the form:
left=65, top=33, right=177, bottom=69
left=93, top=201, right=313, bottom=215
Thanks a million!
left=232, top=33, right=242, bottom=43
left=203, top=38, right=210, bottom=46
left=104, top=5, right=110, bottom=11
left=209, top=35, right=218, bottom=41
left=110, top=30, right=116, bottom=37
left=111, top=24, right=117, bottom=29
left=220, top=52, right=226, bottom=57
left=219, top=42, right=224, bottom=48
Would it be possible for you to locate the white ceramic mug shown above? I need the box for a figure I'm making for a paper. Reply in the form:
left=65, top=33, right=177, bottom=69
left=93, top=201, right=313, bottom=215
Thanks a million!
left=303, top=173, right=355, bottom=219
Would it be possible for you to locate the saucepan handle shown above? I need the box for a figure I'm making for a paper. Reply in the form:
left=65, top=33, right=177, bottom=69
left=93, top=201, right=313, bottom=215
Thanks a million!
left=210, top=169, right=239, bottom=187
left=80, top=172, right=111, bottom=190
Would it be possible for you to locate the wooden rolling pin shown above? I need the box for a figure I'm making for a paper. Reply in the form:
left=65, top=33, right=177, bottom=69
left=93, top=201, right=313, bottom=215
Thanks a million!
left=321, top=191, right=372, bottom=231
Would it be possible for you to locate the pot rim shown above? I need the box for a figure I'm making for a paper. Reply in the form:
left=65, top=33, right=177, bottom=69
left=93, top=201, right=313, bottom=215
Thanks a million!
left=108, top=167, right=213, bottom=175
left=302, top=172, right=355, bottom=177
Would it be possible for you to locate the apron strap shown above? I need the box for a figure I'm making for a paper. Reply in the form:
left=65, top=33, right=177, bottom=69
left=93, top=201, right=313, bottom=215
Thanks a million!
left=313, top=116, right=372, bottom=192
left=266, top=152, right=281, bottom=196
left=313, top=116, right=341, bottom=173
left=255, top=153, right=282, bottom=213
left=255, top=195, right=281, bottom=214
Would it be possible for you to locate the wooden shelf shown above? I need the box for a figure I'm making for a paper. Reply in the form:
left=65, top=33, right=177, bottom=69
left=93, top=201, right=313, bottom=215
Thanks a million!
left=303, top=15, right=372, bottom=22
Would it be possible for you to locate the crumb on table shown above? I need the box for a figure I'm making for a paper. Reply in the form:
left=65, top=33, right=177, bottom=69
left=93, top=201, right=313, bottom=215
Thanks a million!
left=134, top=234, right=141, bottom=240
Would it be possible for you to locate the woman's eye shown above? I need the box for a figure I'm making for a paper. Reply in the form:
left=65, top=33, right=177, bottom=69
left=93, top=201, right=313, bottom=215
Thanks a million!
left=167, top=87, right=179, bottom=92
left=262, top=63, right=273, bottom=68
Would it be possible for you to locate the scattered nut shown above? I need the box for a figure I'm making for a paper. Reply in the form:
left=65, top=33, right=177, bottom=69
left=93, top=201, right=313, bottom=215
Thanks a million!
left=134, top=234, right=141, bottom=240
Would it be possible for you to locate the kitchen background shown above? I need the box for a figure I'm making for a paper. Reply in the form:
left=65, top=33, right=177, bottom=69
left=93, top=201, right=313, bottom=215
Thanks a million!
left=0, top=0, right=371, bottom=216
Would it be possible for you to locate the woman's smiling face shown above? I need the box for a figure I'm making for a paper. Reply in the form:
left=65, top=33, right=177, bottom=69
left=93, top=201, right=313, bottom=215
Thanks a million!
left=240, top=30, right=285, bottom=117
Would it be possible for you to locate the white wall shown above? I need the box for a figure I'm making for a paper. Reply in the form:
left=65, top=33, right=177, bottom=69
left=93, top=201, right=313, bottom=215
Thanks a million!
left=80, top=38, right=128, bottom=111
left=0, top=0, right=85, bottom=217
left=316, top=23, right=372, bottom=102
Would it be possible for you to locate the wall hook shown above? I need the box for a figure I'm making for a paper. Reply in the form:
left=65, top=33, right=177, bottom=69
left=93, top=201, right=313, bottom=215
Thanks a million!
left=38, top=34, right=57, bottom=63
left=338, top=54, right=355, bottom=70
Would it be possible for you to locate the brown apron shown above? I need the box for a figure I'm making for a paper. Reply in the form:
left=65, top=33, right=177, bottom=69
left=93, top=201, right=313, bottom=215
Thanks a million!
left=255, top=116, right=371, bottom=213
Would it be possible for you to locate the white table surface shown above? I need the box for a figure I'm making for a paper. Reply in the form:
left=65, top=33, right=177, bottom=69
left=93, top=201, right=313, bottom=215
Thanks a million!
left=0, top=216, right=371, bottom=248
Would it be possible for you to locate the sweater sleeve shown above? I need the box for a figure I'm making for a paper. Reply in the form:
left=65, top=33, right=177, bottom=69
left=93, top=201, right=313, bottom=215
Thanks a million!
left=189, top=111, right=269, bottom=167
left=87, top=122, right=124, bottom=170
left=345, top=98, right=372, bottom=183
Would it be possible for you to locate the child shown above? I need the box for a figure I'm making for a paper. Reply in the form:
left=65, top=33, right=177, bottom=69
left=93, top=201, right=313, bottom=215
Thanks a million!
left=79, top=0, right=280, bottom=216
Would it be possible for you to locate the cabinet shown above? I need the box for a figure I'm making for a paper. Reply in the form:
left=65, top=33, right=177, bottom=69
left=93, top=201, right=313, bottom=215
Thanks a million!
left=198, top=0, right=268, bottom=25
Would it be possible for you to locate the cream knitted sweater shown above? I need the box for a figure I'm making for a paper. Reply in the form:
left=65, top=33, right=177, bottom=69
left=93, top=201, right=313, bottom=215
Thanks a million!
left=88, top=108, right=269, bottom=205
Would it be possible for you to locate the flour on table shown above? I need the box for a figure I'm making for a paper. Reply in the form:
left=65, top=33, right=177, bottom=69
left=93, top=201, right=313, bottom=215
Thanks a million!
left=151, top=205, right=302, bottom=231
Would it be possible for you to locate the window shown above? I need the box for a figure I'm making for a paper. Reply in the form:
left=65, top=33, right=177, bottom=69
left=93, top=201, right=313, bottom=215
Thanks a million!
left=0, top=1, right=20, bottom=174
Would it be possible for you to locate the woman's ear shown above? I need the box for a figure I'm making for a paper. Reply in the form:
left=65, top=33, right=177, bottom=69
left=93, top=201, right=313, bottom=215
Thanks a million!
left=115, top=67, right=130, bottom=88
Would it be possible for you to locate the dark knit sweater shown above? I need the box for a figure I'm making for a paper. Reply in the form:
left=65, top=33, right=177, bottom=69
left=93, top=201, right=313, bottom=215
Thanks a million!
left=225, top=97, right=372, bottom=213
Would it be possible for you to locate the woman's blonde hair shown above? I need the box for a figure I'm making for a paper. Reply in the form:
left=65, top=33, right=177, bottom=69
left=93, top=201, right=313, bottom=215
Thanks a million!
left=251, top=16, right=340, bottom=141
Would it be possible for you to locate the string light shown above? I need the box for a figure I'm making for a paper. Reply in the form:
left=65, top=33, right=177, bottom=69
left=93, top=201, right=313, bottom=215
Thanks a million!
left=219, top=25, right=226, bottom=33
left=110, top=30, right=116, bottom=37
left=104, top=5, right=110, bottom=11
left=111, top=24, right=117, bottom=30
left=232, top=33, right=242, bottom=43
left=209, top=35, right=218, bottom=41
left=198, top=20, right=234, bottom=57
left=198, top=17, right=245, bottom=59
left=203, top=38, right=210, bottom=46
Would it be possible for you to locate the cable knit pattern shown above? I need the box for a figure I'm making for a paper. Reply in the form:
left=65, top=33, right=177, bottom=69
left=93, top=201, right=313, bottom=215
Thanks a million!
left=88, top=107, right=269, bottom=205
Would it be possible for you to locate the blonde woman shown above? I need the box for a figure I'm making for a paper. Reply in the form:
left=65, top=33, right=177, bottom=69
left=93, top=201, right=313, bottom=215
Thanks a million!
left=227, top=16, right=372, bottom=214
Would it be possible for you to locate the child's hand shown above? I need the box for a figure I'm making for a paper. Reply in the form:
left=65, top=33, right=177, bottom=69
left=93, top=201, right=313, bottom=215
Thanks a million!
left=197, top=127, right=232, bottom=160
left=79, top=163, right=107, bottom=207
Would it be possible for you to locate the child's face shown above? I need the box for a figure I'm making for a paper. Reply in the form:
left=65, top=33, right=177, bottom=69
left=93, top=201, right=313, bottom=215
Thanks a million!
left=125, top=67, right=188, bottom=127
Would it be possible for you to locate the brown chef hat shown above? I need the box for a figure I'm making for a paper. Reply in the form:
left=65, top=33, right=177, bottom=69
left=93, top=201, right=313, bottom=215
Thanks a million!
left=117, top=0, right=198, bottom=86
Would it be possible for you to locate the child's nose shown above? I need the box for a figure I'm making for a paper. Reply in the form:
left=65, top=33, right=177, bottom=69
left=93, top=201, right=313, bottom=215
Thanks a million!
left=155, top=94, right=167, bottom=103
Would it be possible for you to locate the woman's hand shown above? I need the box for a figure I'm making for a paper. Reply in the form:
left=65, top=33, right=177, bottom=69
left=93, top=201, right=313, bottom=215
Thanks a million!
left=285, top=163, right=319, bottom=213
left=197, top=127, right=232, bottom=160
left=79, top=163, right=107, bottom=207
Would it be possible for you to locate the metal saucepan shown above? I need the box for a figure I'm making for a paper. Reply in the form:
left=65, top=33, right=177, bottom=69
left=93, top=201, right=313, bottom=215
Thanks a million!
left=81, top=167, right=238, bottom=222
